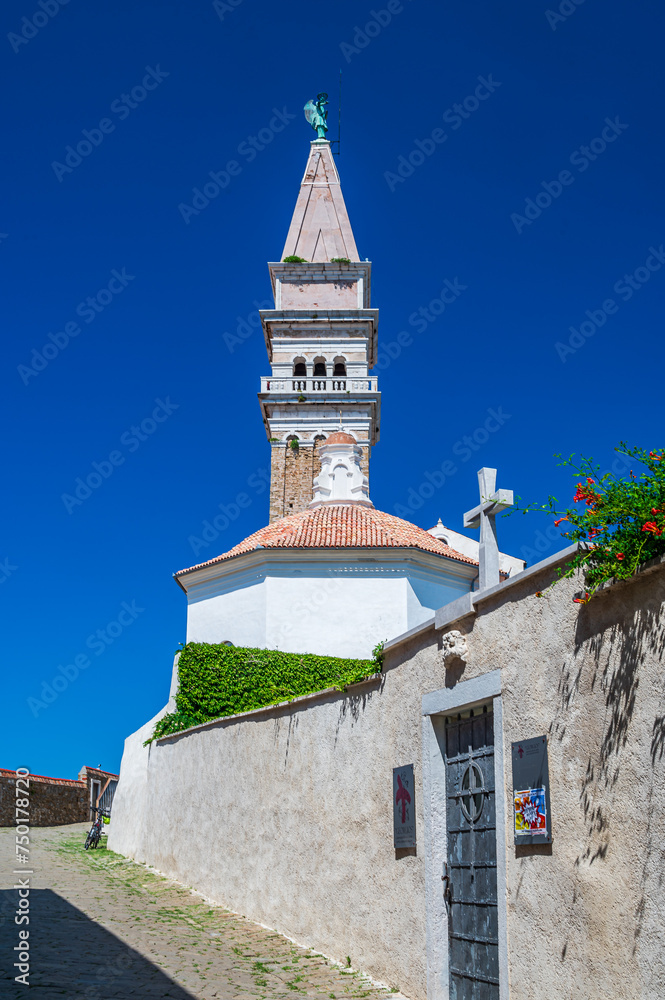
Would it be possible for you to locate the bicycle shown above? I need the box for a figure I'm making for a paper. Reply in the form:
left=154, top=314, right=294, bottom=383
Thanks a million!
left=84, top=806, right=108, bottom=850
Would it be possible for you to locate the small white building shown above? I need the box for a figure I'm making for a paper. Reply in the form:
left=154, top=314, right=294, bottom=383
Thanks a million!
left=176, top=434, right=481, bottom=659
left=427, top=519, right=525, bottom=580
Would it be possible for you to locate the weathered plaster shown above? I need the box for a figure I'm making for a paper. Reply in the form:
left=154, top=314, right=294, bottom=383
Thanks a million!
left=110, top=560, right=665, bottom=1000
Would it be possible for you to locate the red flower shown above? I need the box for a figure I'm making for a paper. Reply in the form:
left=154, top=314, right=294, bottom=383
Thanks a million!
left=652, top=508, right=663, bottom=515
left=616, top=553, right=625, bottom=561
left=573, top=593, right=590, bottom=605
left=649, top=451, right=663, bottom=461
left=642, top=522, right=663, bottom=536
left=573, top=483, right=586, bottom=503
left=535, top=591, right=542, bottom=598
left=587, top=478, right=595, bottom=485
left=588, top=528, right=601, bottom=538
left=554, top=517, right=568, bottom=527
left=574, top=481, right=601, bottom=507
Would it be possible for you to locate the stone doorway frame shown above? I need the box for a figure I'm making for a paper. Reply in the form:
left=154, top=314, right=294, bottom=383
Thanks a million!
left=421, top=670, right=510, bottom=1000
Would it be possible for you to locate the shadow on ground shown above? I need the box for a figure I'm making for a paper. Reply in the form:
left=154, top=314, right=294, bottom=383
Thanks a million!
left=0, top=887, right=196, bottom=1000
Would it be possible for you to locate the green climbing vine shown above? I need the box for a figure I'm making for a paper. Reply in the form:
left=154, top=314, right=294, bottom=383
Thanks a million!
left=144, top=642, right=381, bottom=744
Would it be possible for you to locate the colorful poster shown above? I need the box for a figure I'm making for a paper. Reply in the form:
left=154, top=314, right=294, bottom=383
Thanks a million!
left=514, top=787, right=547, bottom=836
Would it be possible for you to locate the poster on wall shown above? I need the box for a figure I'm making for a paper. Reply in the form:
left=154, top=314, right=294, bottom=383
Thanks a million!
left=511, top=736, right=552, bottom=845
left=393, top=764, right=416, bottom=848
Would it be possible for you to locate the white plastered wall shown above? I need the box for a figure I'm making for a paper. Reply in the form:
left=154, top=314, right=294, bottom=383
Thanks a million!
left=110, top=559, right=665, bottom=1000
left=184, top=558, right=471, bottom=659
left=186, top=569, right=268, bottom=649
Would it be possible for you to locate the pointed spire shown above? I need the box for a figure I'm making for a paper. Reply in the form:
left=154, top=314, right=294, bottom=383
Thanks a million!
left=281, top=140, right=360, bottom=263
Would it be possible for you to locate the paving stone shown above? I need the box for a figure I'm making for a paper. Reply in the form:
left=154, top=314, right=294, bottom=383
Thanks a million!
left=0, top=826, right=399, bottom=1000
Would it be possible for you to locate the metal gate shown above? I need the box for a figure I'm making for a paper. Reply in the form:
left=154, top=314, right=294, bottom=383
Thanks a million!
left=444, top=704, right=499, bottom=999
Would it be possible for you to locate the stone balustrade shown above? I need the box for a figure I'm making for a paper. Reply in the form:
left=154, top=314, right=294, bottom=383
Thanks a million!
left=261, top=377, right=378, bottom=393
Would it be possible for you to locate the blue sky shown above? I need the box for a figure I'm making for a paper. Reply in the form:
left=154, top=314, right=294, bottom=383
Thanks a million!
left=2, top=0, right=664, bottom=778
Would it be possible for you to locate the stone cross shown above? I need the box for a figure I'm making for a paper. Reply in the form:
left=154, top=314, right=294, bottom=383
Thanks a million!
left=463, top=468, right=514, bottom=591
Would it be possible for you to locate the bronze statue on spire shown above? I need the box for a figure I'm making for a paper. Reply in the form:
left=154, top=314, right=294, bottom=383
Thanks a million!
left=304, top=93, right=328, bottom=139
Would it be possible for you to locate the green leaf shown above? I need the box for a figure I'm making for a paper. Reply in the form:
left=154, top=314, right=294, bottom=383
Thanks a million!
left=505, top=442, right=665, bottom=600
left=144, top=642, right=382, bottom=744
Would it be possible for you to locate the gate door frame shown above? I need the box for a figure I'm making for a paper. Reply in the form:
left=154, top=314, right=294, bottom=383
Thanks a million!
left=421, top=670, right=509, bottom=1000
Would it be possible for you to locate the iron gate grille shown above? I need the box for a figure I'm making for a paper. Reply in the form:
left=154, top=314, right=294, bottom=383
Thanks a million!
left=445, top=705, right=499, bottom=999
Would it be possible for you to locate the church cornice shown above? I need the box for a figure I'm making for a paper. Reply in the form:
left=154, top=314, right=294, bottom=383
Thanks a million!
left=175, top=545, right=478, bottom=593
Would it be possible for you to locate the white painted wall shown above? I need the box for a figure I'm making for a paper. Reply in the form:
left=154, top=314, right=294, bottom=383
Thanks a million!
left=406, top=570, right=459, bottom=629
left=427, top=521, right=525, bottom=577
left=187, top=570, right=268, bottom=649
left=185, top=557, right=471, bottom=659
left=265, top=571, right=407, bottom=656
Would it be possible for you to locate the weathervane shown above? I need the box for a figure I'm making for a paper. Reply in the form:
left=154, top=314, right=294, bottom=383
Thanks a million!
left=304, top=92, right=329, bottom=139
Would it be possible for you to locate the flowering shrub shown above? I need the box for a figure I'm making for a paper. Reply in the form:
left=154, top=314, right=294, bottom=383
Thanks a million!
left=513, top=443, right=665, bottom=602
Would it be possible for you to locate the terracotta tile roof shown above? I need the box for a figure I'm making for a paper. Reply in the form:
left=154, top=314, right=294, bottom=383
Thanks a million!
left=81, top=767, right=119, bottom=778
left=177, top=503, right=478, bottom=577
left=325, top=431, right=357, bottom=445
left=0, top=768, right=84, bottom=787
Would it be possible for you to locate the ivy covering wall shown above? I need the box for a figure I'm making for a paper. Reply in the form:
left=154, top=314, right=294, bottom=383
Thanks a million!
left=145, top=642, right=381, bottom=744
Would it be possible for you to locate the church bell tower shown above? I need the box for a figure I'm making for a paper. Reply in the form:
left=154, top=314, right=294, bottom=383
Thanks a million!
left=258, top=137, right=381, bottom=522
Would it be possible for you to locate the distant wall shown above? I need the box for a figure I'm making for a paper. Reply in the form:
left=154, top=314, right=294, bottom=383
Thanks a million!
left=0, top=771, right=88, bottom=827
left=110, top=560, right=665, bottom=1000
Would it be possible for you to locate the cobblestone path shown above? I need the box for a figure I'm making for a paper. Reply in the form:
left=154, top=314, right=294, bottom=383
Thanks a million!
left=0, top=825, right=402, bottom=1000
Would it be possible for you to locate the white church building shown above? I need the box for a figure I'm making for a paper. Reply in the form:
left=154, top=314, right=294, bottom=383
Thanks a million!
left=176, top=434, right=482, bottom=660
left=172, top=137, right=524, bottom=660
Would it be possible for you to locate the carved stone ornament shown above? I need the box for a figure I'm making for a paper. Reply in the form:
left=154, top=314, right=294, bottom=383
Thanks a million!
left=440, top=629, right=469, bottom=665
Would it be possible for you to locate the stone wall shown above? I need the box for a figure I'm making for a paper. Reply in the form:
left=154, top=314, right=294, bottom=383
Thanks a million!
left=109, top=557, right=665, bottom=1000
left=268, top=441, right=317, bottom=521
left=0, top=771, right=88, bottom=827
